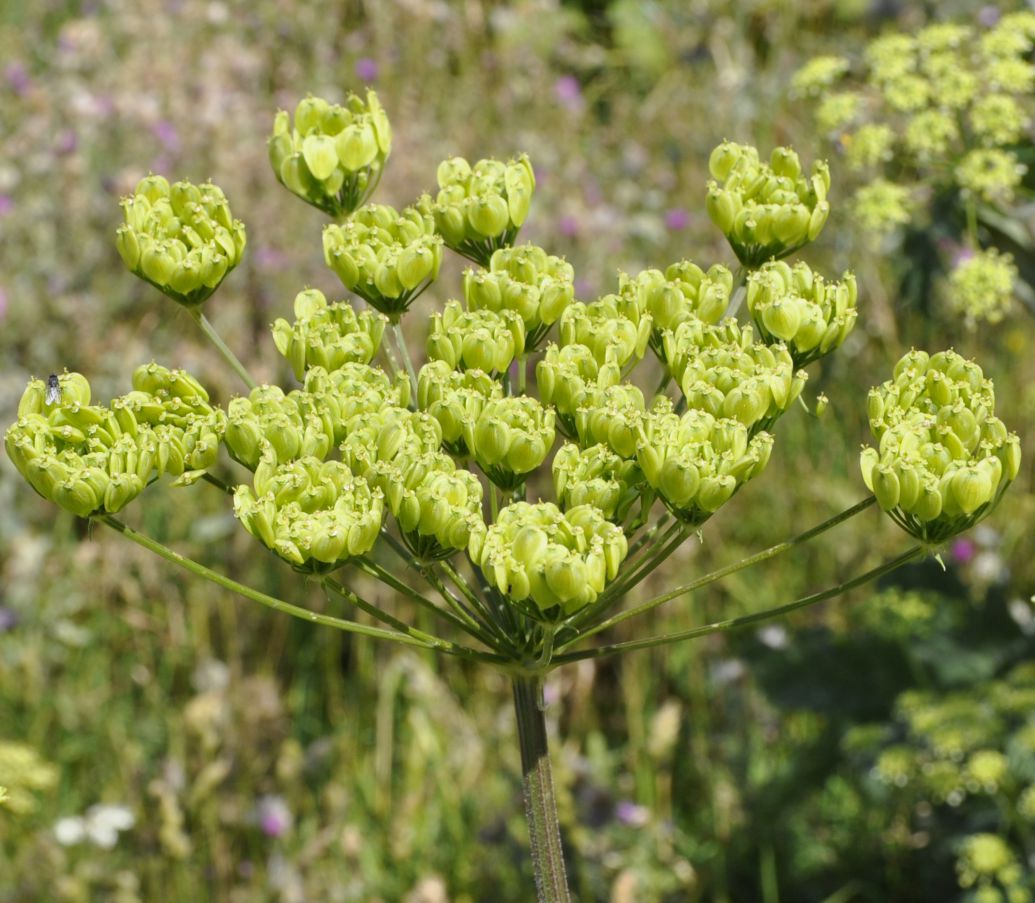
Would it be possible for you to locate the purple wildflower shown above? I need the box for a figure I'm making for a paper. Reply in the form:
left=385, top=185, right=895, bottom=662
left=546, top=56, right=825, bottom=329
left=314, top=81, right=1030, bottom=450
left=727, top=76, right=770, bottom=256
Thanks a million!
left=355, top=58, right=379, bottom=83
left=951, top=537, right=976, bottom=565
left=553, top=76, right=584, bottom=114
left=257, top=795, right=292, bottom=838
left=664, top=208, right=690, bottom=231
left=5, top=61, right=30, bottom=95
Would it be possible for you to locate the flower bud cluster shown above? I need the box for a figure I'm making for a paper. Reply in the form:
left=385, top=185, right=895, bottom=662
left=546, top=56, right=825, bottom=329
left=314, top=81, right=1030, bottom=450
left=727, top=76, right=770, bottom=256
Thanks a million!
left=746, top=261, right=858, bottom=367
left=536, top=343, right=622, bottom=439
left=463, top=244, right=574, bottom=350
left=416, top=360, right=502, bottom=456
left=429, top=155, right=535, bottom=266
left=468, top=502, right=628, bottom=619
left=272, top=289, right=387, bottom=380
left=322, top=202, right=443, bottom=318
left=233, top=452, right=383, bottom=573
left=573, top=383, right=647, bottom=460
left=618, top=261, right=732, bottom=359
left=558, top=295, right=651, bottom=370
left=636, top=398, right=774, bottom=526
left=553, top=443, right=646, bottom=525
left=706, top=142, right=830, bottom=267
left=426, top=300, right=525, bottom=375
left=944, top=249, right=1017, bottom=327
left=116, top=175, right=246, bottom=307
left=6, top=366, right=225, bottom=518
left=268, top=92, right=391, bottom=217
left=225, top=364, right=408, bottom=470
left=464, top=396, right=556, bottom=491
left=384, top=452, right=485, bottom=561
left=663, top=319, right=806, bottom=435
left=860, top=349, right=1021, bottom=543
left=339, top=407, right=443, bottom=490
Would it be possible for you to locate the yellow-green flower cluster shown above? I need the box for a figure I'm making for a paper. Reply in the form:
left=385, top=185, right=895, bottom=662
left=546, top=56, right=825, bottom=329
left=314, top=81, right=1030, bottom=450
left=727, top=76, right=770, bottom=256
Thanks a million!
left=426, top=300, right=526, bottom=374
left=956, top=834, right=1023, bottom=896
left=746, top=261, right=858, bottom=367
left=463, top=243, right=574, bottom=351
left=536, top=342, right=622, bottom=439
left=860, top=349, right=1021, bottom=543
left=268, top=91, right=391, bottom=217
left=225, top=364, right=409, bottom=470
left=558, top=295, right=651, bottom=370
left=553, top=442, right=646, bottom=525
left=339, top=407, right=443, bottom=491
left=573, top=383, right=647, bottom=459
left=0, top=742, right=57, bottom=816
left=663, top=319, right=806, bottom=435
left=116, top=175, right=246, bottom=307
left=384, top=452, right=485, bottom=561
left=429, top=154, right=535, bottom=266
left=468, top=501, right=628, bottom=619
left=706, top=142, right=830, bottom=267
left=956, top=149, right=1028, bottom=205
left=850, top=179, right=913, bottom=235
left=416, top=360, right=502, bottom=457
left=945, top=249, right=1017, bottom=326
left=795, top=16, right=1035, bottom=236
left=464, top=396, right=555, bottom=491
left=5, top=366, right=225, bottom=518
left=636, top=398, right=774, bottom=525
left=322, top=202, right=443, bottom=318
left=233, top=452, right=383, bottom=574
left=272, top=289, right=387, bottom=379
left=617, top=261, right=732, bottom=359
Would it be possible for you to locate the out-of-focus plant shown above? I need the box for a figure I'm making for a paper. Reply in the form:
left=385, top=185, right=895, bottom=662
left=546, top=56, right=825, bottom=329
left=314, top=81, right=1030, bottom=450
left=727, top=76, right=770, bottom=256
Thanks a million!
left=3, top=87, right=1022, bottom=902
left=793, top=12, right=1035, bottom=327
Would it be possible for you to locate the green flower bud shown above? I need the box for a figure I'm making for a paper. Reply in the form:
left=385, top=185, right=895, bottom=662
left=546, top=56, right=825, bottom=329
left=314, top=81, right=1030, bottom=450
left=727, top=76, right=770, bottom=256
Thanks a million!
left=552, top=442, right=647, bottom=524
left=416, top=360, right=503, bottom=456
left=558, top=296, right=651, bottom=371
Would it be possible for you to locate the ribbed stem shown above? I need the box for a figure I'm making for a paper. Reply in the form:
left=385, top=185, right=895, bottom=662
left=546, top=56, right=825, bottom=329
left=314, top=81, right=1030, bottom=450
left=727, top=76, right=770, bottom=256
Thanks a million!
left=513, top=677, right=571, bottom=903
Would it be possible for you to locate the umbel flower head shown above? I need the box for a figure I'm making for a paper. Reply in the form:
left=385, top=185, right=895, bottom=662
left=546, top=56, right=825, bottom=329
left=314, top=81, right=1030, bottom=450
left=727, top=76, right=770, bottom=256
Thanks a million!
left=382, top=452, right=485, bottom=562
left=116, top=175, right=246, bottom=307
left=426, top=301, right=526, bottom=375
left=268, top=91, right=392, bottom=217
left=6, top=366, right=225, bottom=518
left=464, top=243, right=574, bottom=351
left=558, top=295, right=652, bottom=370
left=553, top=442, right=647, bottom=526
left=618, top=261, right=732, bottom=361
left=464, top=396, right=556, bottom=491
left=233, top=451, right=383, bottom=574
left=536, top=342, right=622, bottom=439
left=272, top=289, right=387, bottom=379
left=428, top=154, right=535, bottom=266
left=322, top=202, right=443, bottom=319
left=705, top=142, right=830, bottom=267
left=225, top=363, right=409, bottom=470
left=944, top=248, right=1017, bottom=327
left=663, top=319, right=806, bottom=436
left=860, top=349, right=1021, bottom=544
left=468, top=501, right=629, bottom=620
left=416, top=360, right=503, bottom=457
left=745, top=261, right=858, bottom=368
left=636, top=397, right=774, bottom=526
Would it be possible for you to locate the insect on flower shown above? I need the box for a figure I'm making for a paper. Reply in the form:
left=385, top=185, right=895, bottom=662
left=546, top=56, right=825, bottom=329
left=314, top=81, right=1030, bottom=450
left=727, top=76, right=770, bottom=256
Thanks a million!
left=45, top=374, right=61, bottom=406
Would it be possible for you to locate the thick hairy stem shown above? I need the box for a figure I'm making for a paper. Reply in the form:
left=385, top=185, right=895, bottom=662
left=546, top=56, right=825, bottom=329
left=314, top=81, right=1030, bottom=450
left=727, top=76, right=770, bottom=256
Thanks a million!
left=512, top=677, right=571, bottom=903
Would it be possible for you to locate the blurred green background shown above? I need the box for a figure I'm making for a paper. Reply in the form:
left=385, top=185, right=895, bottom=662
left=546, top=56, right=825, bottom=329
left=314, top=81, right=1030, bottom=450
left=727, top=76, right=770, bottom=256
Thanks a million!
left=1, top=1, right=1034, bottom=900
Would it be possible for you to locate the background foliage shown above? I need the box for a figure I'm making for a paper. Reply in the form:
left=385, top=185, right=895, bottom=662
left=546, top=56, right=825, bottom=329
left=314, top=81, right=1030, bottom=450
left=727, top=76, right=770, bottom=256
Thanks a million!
left=1, top=1, right=1033, bottom=900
